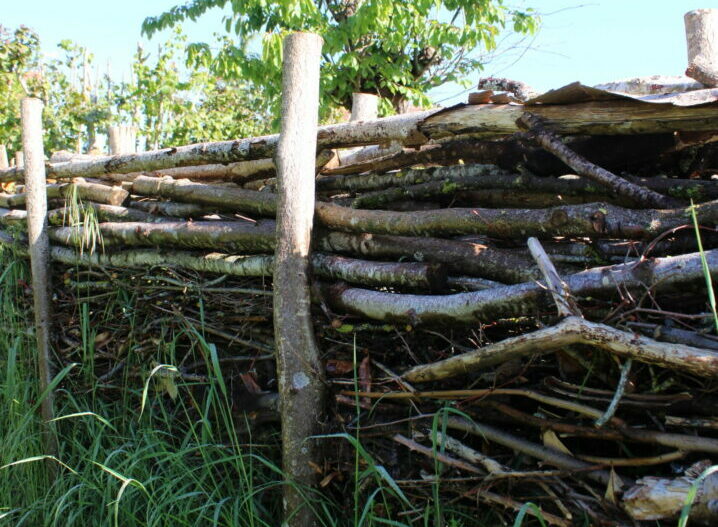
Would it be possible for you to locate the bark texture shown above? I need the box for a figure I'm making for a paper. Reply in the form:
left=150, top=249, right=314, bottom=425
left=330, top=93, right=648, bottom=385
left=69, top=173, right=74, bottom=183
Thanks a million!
left=518, top=112, right=678, bottom=208
left=403, top=317, right=718, bottom=382
left=21, top=97, right=55, bottom=450
left=273, top=32, right=325, bottom=527
left=321, top=249, right=718, bottom=325
left=3, top=97, right=718, bottom=183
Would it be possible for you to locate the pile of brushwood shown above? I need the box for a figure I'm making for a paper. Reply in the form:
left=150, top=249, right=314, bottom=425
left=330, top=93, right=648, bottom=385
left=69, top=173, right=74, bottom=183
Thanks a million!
left=3, top=88, right=718, bottom=525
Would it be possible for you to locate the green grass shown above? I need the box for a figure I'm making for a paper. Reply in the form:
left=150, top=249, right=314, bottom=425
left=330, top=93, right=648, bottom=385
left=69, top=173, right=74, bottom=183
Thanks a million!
left=0, top=245, right=512, bottom=526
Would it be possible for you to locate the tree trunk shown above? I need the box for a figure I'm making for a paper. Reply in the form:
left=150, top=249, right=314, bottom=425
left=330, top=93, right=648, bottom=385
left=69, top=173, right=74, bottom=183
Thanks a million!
left=273, top=32, right=325, bottom=527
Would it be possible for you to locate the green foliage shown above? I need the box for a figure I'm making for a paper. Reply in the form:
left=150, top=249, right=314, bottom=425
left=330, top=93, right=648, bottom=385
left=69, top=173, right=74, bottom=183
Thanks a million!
left=143, top=0, right=539, bottom=115
left=0, top=25, right=41, bottom=154
left=0, top=26, right=271, bottom=158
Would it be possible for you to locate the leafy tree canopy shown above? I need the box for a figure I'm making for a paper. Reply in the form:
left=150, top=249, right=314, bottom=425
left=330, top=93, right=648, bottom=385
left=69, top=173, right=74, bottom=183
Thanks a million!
left=142, top=0, right=539, bottom=115
left=0, top=25, right=271, bottom=157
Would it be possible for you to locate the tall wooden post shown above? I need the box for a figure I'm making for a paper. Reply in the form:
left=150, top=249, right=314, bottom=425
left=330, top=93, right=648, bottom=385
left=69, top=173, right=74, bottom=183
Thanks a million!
left=350, top=92, right=378, bottom=122
left=685, top=9, right=718, bottom=87
left=108, top=125, right=137, bottom=154
left=273, top=32, right=324, bottom=527
left=0, top=145, right=8, bottom=169
left=15, top=150, right=24, bottom=168
left=21, top=98, right=56, bottom=451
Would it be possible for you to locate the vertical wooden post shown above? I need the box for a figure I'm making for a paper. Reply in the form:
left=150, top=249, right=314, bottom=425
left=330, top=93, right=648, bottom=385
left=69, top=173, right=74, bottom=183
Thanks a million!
left=685, top=9, right=718, bottom=87
left=273, top=32, right=324, bottom=527
left=108, top=125, right=137, bottom=154
left=15, top=150, right=24, bottom=168
left=350, top=92, right=378, bottom=122
left=0, top=145, right=8, bottom=169
left=21, top=97, right=56, bottom=451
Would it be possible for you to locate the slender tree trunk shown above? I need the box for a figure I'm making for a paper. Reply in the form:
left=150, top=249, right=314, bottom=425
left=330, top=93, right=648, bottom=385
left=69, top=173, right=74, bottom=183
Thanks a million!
left=21, top=97, right=56, bottom=454
left=273, top=32, right=325, bottom=527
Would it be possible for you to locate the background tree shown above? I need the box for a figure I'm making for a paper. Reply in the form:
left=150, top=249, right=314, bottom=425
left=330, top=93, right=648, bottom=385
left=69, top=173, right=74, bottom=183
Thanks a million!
left=0, top=25, right=271, bottom=157
left=0, top=25, right=42, bottom=156
left=142, top=0, right=539, bottom=117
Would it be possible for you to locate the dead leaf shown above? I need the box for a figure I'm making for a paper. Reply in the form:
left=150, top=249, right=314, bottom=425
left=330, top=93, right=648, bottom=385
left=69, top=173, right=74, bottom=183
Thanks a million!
left=325, top=359, right=354, bottom=376
left=542, top=429, right=572, bottom=455
left=605, top=466, right=624, bottom=505
left=240, top=372, right=262, bottom=394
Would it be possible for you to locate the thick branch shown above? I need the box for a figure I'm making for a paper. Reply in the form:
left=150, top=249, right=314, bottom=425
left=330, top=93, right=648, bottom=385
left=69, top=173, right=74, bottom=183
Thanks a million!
left=518, top=112, right=678, bottom=208
left=402, top=316, right=718, bottom=381
left=321, top=249, right=718, bottom=325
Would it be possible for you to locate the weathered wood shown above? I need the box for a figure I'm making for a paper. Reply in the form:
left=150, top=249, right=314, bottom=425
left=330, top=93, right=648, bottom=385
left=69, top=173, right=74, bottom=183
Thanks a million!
left=314, top=199, right=718, bottom=240
left=527, top=237, right=582, bottom=318
left=3, top=97, right=718, bottom=182
left=419, top=101, right=718, bottom=140
left=273, top=32, right=324, bottom=527
left=0, top=145, right=8, bottom=169
left=311, top=253, right=445, bottom=289
left=21, top=97, right=55, bottom=452
left=108, top=125, right=137, bottom=154
left=321, top=248, right=718, bottom=325
left=49, top=220, right=277, bottom=253
left=518, top=112, right=678, bottom=208
left=130, top=175, right=718, bottom=240
left=350, top=92, right=378, bottom=121
left=319, top=163, right=515, bottom=193
left=477, top=77, right=537, bottom=101
left=0, top=227, right=443, bottom=289
left=128, top=200, right=211, bottom=218
left=28, top=216, right=543, bottom=284
left=446, top=417, right=612, bottom=486
left=403, top=316, right=718, bottom=382
left=0, top=180, right=129, bottom=208
left=348, top=171, right=627, bottom=210
left=594, top=75, right=704, bottom=95
left=686, top=59, right=718, bottom=88
left=317, top=231, right=542, bottom=284
left=685, top=9, right=718, bottom=87
left=131, top=175, right=277, bottom=217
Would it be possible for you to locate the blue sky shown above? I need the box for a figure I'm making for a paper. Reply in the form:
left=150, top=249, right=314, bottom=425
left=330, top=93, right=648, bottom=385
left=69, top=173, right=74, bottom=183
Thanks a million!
left=4, top=1, right=715, bottom=105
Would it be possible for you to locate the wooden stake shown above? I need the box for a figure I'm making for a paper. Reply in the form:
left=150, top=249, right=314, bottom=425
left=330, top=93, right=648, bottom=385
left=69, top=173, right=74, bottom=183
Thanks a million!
left=350, top=92, right=378, bottom=121
left=685, top=9, right=718, bottom=87
left=21, top=97, right=56, bottom=452
left=273, top=32, right=324, bottom=527
left=0, top=145, right=8, bottom=169
left=108, top=125, right=137, bottom=154
left=15, top=150, right=24, bottom=168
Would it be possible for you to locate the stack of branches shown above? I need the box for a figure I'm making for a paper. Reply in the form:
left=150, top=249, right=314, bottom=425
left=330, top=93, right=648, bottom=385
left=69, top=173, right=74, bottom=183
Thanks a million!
left=2, top=95, right=718, bottom=525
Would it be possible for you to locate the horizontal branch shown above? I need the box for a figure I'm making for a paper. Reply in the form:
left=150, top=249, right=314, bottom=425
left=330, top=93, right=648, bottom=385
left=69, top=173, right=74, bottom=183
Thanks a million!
left=321, top=249, right=718, bottom=325
left=4, top=96, right=718, bottom=182
left=0, top=232, right=446, bottom=290
left=403, top=316, right=718, bottom=381
left=133, top=175, right=718, bottom=240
